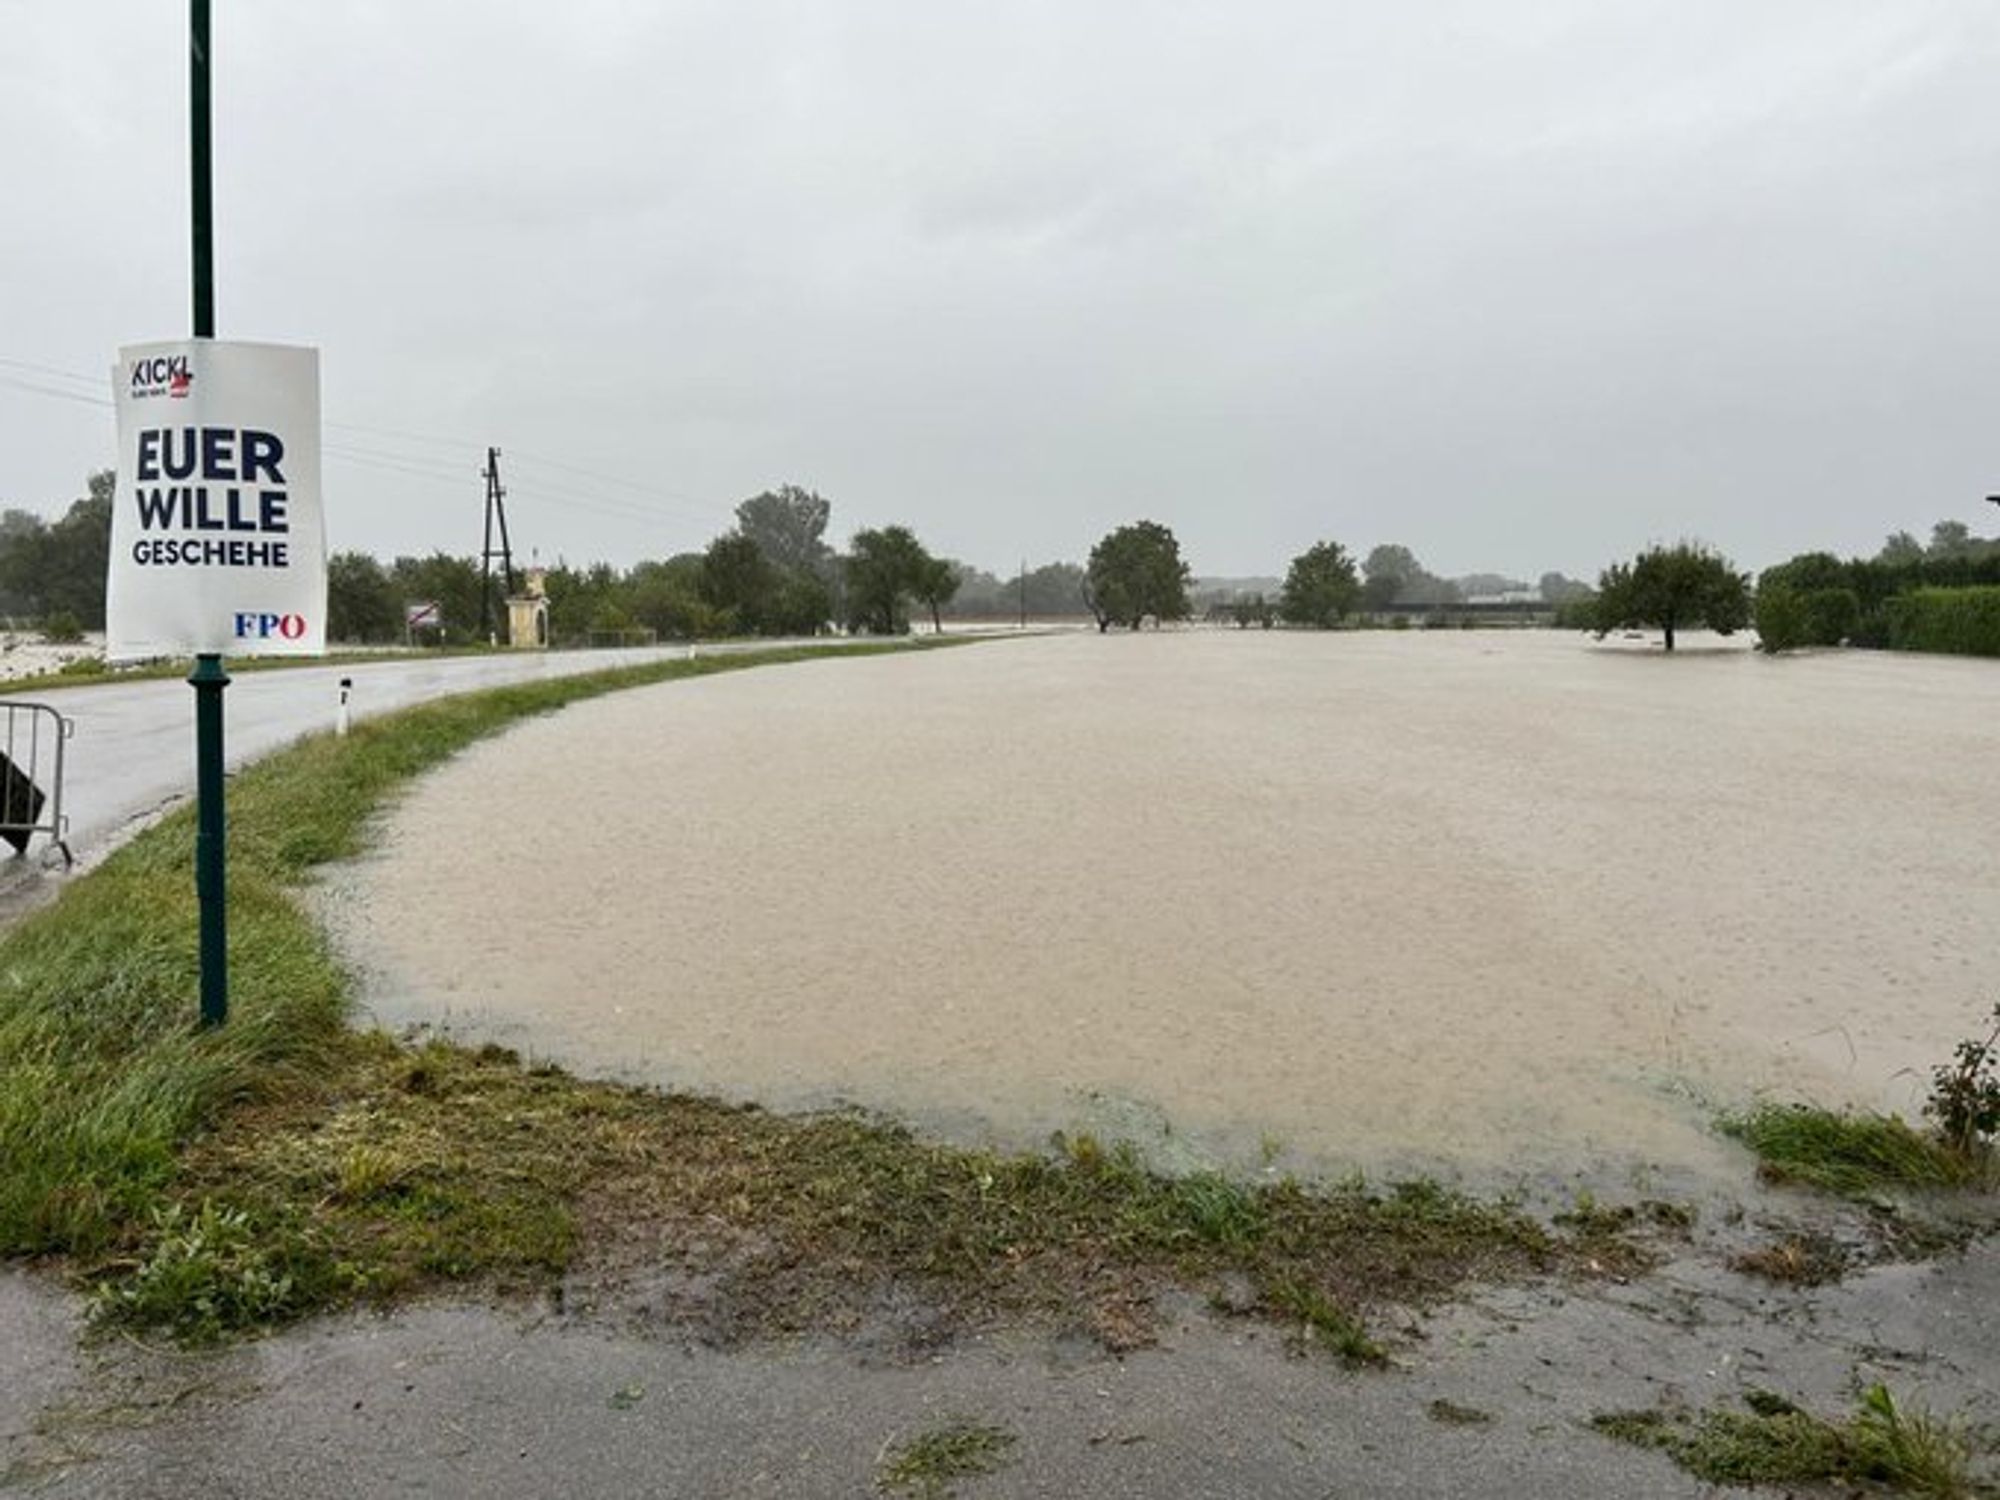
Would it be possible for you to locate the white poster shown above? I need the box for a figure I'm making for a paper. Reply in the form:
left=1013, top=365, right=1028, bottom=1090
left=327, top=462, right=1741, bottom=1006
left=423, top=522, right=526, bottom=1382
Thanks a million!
left=107, top=340, right=326, bottom=660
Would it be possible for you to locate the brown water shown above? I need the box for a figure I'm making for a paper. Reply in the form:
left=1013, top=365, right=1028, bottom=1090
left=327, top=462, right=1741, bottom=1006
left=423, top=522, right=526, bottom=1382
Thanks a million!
left=316, top=631, right=2000, bottom=1188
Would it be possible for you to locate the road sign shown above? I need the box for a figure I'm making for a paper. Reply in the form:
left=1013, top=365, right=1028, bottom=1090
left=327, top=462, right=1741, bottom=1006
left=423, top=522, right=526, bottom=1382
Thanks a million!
left=107, top=340, right=327, bottom=662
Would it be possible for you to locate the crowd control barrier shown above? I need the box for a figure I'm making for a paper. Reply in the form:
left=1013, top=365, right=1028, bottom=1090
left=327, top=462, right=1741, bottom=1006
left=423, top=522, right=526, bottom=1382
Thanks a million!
left=0, top=701, right=74, bottom=867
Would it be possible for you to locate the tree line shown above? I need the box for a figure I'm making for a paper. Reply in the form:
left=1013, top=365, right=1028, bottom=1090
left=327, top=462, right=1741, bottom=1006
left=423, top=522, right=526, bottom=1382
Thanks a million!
left=9, top=466, right=1994, bottom=658
left=327, top=486, right=969, bottom=644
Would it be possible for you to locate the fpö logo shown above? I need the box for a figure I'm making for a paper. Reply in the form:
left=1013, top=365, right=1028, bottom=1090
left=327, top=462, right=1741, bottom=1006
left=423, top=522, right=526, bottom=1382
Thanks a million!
left=130, top=354, right=194, bottom=400
left=233, top=612, right=309, bottom=641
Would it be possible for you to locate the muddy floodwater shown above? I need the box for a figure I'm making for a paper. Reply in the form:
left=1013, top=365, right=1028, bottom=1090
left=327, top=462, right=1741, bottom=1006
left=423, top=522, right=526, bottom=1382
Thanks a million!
left=318, top=631, right=2000, bottom=1190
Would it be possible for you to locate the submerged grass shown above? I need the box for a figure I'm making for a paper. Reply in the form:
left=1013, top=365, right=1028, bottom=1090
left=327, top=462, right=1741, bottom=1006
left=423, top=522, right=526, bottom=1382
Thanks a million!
left=1, top=632, right=1633, bottom=1349
left=1721, top=1104, right=1987, bottom=1199
left=876, top=1418, right=1017, bottom=1499
left=1593, top=1385, right=1986, bottom=1498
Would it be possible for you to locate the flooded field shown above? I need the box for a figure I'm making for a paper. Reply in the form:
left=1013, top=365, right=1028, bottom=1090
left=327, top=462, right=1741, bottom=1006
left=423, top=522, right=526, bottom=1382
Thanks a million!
left=318, top=631, right=2000, bottom=1190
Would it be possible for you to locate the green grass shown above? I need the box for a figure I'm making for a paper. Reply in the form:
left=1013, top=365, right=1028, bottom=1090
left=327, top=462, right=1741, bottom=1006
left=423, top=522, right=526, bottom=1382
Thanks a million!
left=0, top=640, right=952, bottom=1262
left=1720, top=1104, right=1986, bottom=1198
left=0, top=631, right=1636, bottom=1349
left=876, top=1418, right=1017, bottom=1498
left=1593, top=1386, right=1985, bottom=1498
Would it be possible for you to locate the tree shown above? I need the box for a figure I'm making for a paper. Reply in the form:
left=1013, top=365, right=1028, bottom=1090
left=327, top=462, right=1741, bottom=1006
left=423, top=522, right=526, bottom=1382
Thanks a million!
left=767, top=568, right=834, bottom=636
left=1594, top=543, right=1749, bottom=651
left=1928, top=520, right=1974, bottom=560
left=1359, top=542, right=1459, bottom=611
left=327, top=552, right=403, bottom=642
left=700, top=532, right=776, bottom=634
left=1279, top=540, right=1360, bottom=628
left=1084, top=521, right=1191, bottom=632
left=734, top=485, right=834, bottom=577
left=391, top=552, right=484, bottom=640
left=0, top=509, right=50, bottom=619
left=844, top=525, right=934, bottom=635
left=913, top=556, right=960, bottom=634
left=626, top=556, right=724, bottom=639
left=1538, top=571, right=1593, bottom=605
left=1877, top=531, right=1925, bottom=567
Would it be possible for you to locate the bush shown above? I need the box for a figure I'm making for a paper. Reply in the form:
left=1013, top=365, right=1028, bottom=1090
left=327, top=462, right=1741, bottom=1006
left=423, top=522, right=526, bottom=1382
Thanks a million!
left=40, top=611, right=83, bottom=645
left=1926, top=1004, right=2000, bottom=1157
left=1755, top=584, right=1807, bottom=653
left=1553, top=596, right=1599, bottom=631
left=1886, top=587, right=2000, bottom=657
left=1802, top=589, right=1859, bottom=646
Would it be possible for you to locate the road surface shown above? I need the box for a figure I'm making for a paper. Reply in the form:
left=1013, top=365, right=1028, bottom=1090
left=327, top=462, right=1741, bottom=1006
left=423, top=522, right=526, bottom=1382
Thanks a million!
left=0, top=641, right=812, bottom=910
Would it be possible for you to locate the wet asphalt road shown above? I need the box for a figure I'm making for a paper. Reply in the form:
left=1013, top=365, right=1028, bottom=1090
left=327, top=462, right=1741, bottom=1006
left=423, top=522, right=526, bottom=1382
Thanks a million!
left=0, top=640, right=857, bottom=907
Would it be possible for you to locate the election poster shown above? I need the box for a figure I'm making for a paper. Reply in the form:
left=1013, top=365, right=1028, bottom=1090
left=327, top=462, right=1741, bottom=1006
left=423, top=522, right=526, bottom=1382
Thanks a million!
left=107, top=340, right=326, bottom=660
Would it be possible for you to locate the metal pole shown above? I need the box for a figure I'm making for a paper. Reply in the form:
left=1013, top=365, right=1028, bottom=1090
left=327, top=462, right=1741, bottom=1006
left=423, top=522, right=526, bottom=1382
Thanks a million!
left=191, top=0, right=214, bottom=340
left=190, top=0, right=227, bottom=1026
left=189, top=655, right=229, bottom=1026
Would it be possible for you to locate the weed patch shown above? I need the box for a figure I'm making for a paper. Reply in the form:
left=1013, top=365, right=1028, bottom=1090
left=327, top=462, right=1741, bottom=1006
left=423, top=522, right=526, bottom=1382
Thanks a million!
left=877, top=1418, right=1017, bottom=1498
left=1728, top=1231, right=1852, bottom=1287
left=1593, top=1385, right=1983, bottom=1497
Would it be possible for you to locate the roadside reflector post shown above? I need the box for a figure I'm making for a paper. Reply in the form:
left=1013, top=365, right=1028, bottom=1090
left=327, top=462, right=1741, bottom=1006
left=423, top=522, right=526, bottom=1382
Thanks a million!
left=337, top=676, right=352, bottom=737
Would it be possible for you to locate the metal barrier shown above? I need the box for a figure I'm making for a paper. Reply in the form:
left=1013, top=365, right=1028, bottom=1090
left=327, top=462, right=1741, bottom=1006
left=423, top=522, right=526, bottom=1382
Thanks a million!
left=0, top=700, right=74, bottom=867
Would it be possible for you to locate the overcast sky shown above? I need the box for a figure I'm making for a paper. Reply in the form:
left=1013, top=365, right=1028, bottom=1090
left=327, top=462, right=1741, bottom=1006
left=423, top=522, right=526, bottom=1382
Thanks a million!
left=4, top=2, right=1997, bottom=581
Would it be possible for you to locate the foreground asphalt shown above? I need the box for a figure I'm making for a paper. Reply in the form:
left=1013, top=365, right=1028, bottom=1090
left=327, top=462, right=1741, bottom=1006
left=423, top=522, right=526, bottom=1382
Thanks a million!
left=5, top=1235, right=1996, bottom=1497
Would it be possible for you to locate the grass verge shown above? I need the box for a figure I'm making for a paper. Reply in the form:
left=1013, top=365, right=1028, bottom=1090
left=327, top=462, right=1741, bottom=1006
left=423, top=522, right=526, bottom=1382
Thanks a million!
left=0, top=640, right=952, bottom=1262
left=1593, top=1386, right=1987, bottom=1498
left=1, top=633, right=1638, bottom=1350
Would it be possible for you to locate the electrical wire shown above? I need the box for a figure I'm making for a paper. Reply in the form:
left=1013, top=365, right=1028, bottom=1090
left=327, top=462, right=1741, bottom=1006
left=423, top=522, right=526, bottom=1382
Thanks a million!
left=2, top=356, right=736, bottom=541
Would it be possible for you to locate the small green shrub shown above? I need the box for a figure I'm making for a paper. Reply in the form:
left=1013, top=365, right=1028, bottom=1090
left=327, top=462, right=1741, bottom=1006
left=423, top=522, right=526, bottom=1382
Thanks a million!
left=91, top=1200, right=347, bottom=1343
left=1755, top=583, right=1807, bottom=652
left=39, top=611, right=83, bottom=645
left=1926, top=1004, right=2000, bottom=1157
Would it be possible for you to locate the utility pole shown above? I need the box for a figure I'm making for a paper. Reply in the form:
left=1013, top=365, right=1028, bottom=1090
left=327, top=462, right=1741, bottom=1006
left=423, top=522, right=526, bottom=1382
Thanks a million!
left=1018, top=558, right=1027, bottom=629
left=187, top=0, right=228, bottom=1028
left=479, top=447, right=516, bottom=643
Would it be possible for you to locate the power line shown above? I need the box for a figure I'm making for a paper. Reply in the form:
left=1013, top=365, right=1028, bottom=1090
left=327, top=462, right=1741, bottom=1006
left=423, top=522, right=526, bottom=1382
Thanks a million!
left=2, top=354, right=735, bottom=538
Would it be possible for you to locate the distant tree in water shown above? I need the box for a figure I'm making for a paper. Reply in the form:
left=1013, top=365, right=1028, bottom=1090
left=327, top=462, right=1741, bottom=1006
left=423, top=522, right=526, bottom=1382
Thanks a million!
left=845, top=525, right=942, bottom=635
left=1279, top=541, right=1360, bottom=628
left=1084, top=521, right=1191, bottom=632
left=1538, top=571, right=1594, bottom=605
left=913, top=555, right=960, bottom=634
left=1231, top=593, right=1275, bottom=629
left=1593, top=543, right=1749, bottom=651
left=941, top=561, right=1089, bottom=619
left=1361, top=543, right=1459, bottom=611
